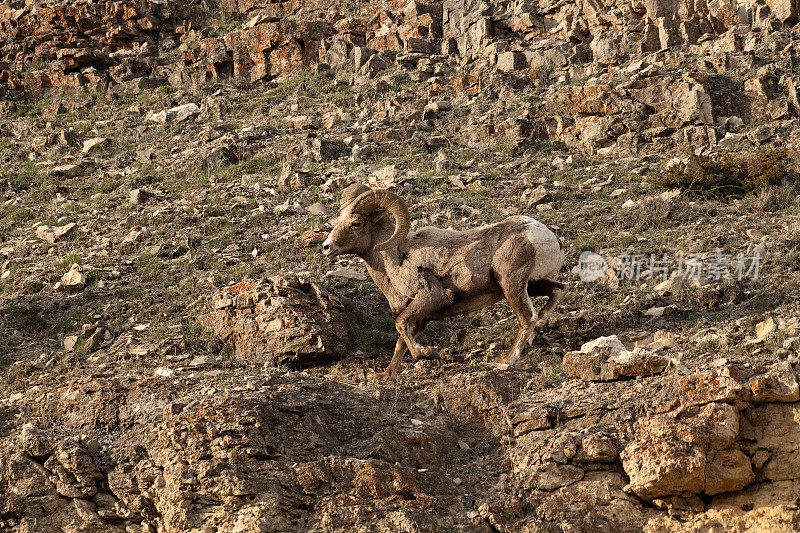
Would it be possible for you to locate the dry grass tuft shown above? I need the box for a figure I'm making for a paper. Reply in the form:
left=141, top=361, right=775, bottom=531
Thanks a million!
left=650, top=149, right=792, bottom=199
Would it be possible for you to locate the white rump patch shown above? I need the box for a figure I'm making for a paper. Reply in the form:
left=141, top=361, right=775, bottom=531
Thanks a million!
left=521, top=217, right=564, bottom=279
left=522, top=217, right=556, bottom=245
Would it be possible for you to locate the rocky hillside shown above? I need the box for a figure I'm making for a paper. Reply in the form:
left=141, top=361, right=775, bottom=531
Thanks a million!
left=1, top=0, right=800, bottom=531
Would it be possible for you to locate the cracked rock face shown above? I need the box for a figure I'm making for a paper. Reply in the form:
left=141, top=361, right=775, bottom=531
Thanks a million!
left=620, top=364, right=799, bottom=501
left=199, top=276, right=350, bottom=368
left=2, top=362, right=800, bottom=531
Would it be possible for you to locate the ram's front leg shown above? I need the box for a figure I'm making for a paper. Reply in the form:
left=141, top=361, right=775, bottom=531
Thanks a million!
left=396, top=274, right=453, bottom=363
left=373, top=323, right=422, bottom=382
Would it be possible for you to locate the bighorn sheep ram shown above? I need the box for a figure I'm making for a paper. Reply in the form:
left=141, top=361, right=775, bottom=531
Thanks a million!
left=322, top=184, right=566, bottom=380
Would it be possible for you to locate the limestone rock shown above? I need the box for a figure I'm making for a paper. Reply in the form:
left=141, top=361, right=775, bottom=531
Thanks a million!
left=524, top=461, right=585, bottom=491
left=36, top=223, right=77, bottom=244
left=562, top=335, right=668, bottom=381
left=81, top=137, right=108, bottom=154
left=749, top=362, right=800, bottom=403
left=705, top=449, right=754, bottom=495
left=60, top=264, right=86, bottom=293
left=20, top=424, right=53, bottom=459
left=678, top=366, right=753, bottom=406
left=497, top=51, right=526, bottom=72
left=574, top=433, right=619, bottom=463
left=621, top=439, right=706, bottom=499
left=622, top=400, right=755, bottom=500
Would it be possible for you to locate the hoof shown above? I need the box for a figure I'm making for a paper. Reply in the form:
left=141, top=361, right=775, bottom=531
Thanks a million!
left=373, top=370, right=395, bottom=382
left=413, top=346, right=438, bottom=360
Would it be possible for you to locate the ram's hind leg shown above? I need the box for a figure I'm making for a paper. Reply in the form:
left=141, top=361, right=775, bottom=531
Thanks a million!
left=494, top=274, right=537, bottom=368
left=526, top=279, right=565, bottom=344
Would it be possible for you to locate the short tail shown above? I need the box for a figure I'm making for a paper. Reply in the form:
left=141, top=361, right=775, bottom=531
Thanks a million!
left=527, top=279, right=566, bottom=297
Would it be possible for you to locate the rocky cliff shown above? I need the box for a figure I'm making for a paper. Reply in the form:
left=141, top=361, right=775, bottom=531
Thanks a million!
left=3, top=0, right=800, bottom=156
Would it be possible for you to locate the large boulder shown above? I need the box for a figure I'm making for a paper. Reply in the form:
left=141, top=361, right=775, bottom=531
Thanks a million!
left=200, top=276, right=350, bottom=368
left=621, top=401, right=755, bottom=500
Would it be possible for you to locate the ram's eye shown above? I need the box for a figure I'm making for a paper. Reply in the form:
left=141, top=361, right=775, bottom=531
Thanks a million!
left=351, top=220, right=361, bottom=228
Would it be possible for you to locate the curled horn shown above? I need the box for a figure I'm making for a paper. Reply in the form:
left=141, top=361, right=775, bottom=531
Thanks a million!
left=340, top=183, right=371, bottom=209
left=350, top=189, right=411, bottom=251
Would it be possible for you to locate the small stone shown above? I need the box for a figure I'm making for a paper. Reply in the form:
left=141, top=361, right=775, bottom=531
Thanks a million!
left=129, top=188, right=153, bottom=205
left=60, top=265, right=86, bottom=293
left=746, top=229, right=765, bottom=241
left=130, top=344, right=156, bottom=357
left=448, top=175, right=465, bottom=189
left=122, top=227, right=150, bottom=244
left=644, top=306, right=665, bottom=317
left=63, top=335, right=79, bottom=351
left=658, top=189, right=681, bottom=202
left=48, top=164, right=81, bottom=178
left=36, top=222, right=77, bottom=244
left=190, top=355, right=217, bottom=367
left=756, top=317, right=776, bottom=340
left=369, top=165, right=399, bottom=187
left=85, top=328, right=104, bottom=353
left=147, top=110, right=168, bottom=123
left=525, top=185, right=551, bottom=206
left=307, top=203, right=329, bottom=216
left=752, top=450, right=770, bottom=470
left=169, top=103, right=201, bottom=122
left=82, top=137, right=108, bottom=155
left=154, top=367, right=175, bottom=378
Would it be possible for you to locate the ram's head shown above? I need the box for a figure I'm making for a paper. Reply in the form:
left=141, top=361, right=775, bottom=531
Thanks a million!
left=322, top=184, right=410, bottom=257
